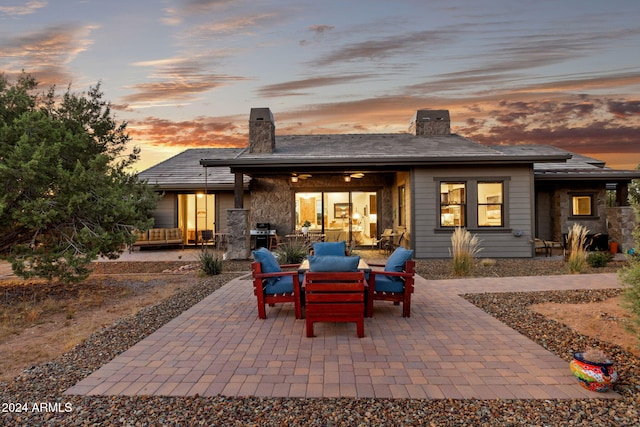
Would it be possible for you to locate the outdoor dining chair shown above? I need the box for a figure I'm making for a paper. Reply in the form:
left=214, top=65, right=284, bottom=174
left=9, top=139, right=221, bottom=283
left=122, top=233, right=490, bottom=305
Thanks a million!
left=367, top=247, right=415, bottom=317
left=251, top=247, right=303, bottom=319
left=303, top=271, right=366, bottom=338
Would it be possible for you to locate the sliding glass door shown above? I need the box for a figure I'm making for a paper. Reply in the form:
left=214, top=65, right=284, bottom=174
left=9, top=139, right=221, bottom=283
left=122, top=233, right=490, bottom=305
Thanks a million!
left=178, top=193, right=215, bottom=244
left=295, top=191, right=377, bottom=245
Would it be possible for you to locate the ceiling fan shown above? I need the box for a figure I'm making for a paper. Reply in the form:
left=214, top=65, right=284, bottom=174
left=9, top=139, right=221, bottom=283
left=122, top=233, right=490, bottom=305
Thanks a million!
left=292, top=173, right=311, bottom=179
left=291, top=173, right=311, bottom=182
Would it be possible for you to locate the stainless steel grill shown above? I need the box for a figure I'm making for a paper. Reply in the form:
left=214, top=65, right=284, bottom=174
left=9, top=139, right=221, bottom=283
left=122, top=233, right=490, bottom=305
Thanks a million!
left=251, top=223, right=276, bottom=248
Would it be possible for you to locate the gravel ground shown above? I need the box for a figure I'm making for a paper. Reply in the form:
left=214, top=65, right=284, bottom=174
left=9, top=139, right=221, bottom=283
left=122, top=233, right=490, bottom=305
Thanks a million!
left=1, top=258, right=639, bottom=426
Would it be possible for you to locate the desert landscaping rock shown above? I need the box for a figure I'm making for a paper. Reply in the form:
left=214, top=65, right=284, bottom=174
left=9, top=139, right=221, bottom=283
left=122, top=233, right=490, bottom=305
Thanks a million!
left=1, top=258, right=639, bottom=426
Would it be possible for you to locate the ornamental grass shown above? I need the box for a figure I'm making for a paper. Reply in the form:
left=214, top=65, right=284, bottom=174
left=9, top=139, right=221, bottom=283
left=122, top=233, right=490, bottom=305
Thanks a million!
left=450, top=227, right=482, bottom=277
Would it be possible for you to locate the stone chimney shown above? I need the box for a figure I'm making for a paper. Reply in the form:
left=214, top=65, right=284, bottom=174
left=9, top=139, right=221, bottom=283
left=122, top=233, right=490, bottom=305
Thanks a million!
left=249, top=107, right=275, bottom=153
left=409, top=110, right=450, bottom=136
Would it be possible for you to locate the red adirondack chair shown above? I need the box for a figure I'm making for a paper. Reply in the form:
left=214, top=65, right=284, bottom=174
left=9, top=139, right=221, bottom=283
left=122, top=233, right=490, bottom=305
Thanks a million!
left=251, top=261, right=303, bottom=319
left=367, top=259, right=415, bottom=318
left=303, top=271, right=366, bottom=338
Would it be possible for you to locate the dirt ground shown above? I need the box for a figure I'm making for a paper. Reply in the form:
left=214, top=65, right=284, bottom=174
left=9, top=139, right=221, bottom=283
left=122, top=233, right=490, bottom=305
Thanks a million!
left=1, top=260, right=639, bottom=383
left=531, top=296, right=640, bottom=357
left=0, top=267, right=203, bottom=383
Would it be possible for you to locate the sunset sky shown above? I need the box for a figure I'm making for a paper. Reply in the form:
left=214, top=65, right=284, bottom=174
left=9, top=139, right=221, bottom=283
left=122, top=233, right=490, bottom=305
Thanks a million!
left=1, top=0, right=639, bottom=171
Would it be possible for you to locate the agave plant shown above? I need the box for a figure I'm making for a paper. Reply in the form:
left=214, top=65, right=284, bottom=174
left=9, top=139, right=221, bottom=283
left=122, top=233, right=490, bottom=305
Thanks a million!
left=276, top=236, right=310, bottom=264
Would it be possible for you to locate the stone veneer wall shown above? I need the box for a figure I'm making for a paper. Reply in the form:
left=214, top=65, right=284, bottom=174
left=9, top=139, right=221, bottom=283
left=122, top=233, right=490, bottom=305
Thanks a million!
left=606, top=206, right=637, bottom=253
left=551, top=186, right=607, bottom=240
left=249, top=176, right=295, bottom=235
left=226, top=209, right=250, bottom=259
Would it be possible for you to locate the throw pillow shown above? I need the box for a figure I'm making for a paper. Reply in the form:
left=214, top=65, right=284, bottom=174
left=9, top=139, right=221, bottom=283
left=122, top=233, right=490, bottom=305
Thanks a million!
left=308, top=255, right=360, bottom=272
left=252, top=247, right=281, bottom=285
left=312, top=241, right=347, bottom=256
left=384, top=247, right=414, bottom=280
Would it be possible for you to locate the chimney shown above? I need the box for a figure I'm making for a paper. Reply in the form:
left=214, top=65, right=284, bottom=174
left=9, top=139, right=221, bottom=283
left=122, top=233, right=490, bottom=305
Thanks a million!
left=409, top=110, right=450, bottom=136
left=249, top=107, right=275, bottom=153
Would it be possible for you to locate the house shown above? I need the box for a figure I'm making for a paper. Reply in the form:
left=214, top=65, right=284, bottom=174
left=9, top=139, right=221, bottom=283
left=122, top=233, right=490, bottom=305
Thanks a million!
left=139, top=108, right=640, bottom=259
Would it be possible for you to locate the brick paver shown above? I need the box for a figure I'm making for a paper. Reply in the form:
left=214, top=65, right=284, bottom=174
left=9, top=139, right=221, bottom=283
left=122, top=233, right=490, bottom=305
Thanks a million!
left=65, top=271, right=622, bottom=399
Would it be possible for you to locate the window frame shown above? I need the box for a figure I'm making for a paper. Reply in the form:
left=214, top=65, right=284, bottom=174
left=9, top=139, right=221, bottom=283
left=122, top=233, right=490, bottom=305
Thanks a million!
left=436, top=177, right=510, bottom=231
left=439, top=181, right=467, bottom=227
left=570, top=193, right=596, bottom=217
left=477, top=181, right=504, bottom=227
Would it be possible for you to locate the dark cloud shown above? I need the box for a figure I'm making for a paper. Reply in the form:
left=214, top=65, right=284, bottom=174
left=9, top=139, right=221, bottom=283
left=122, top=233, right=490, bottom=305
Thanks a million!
left=308, top=24, right=334, bottom=34
left=257, top=74, right=374, bottom=97
left=457, top=97, right=640, bottom=158
left=608, top=100, right=640, bottom=118
left=311, top=30, right=452, bottom=67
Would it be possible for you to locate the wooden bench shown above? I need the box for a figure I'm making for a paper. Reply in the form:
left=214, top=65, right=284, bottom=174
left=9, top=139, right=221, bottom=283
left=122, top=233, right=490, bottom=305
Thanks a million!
left=303, top=271, right=366, bottom=338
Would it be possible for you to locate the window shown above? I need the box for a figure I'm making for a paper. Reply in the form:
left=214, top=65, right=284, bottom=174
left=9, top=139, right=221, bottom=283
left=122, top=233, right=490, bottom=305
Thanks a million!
left=440, top=182, right=466, bottom=227
left=478, top=182, right=503, bottom=227
left=398, top=185, right=406, bottom=226
left=572, top=195, right=593, bottom=216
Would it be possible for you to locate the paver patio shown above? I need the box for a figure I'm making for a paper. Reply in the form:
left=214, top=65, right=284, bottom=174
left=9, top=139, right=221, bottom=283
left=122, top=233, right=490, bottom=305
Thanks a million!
left=64, top=269, right=622, bottom=400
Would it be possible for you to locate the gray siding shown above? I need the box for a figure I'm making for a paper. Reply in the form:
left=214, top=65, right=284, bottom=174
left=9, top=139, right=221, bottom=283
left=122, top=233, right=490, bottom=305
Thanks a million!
left=154, top=194, right=177, bottom=228
left=413, top=166, right=534, bottom=258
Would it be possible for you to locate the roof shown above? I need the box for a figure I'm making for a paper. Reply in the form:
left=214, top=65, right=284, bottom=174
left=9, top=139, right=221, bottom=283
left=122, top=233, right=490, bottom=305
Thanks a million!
left=140, top=139, right=640, bottom=188
left=200, top=134, right=571, bottom=173
left=493, top=147, right=640, bottom=182
left=137, top=148, right=249, bottom=190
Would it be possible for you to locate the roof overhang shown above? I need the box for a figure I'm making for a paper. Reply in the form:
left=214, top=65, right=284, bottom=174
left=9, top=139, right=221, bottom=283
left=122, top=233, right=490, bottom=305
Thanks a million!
left=200, top=153, right=571, bottom=175
left=534, top=170, right=640, bottom=182
left=144, top=183, right=246, bottom=191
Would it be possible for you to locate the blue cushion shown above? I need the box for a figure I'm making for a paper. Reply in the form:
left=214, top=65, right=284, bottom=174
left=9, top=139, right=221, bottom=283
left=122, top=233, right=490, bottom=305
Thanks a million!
left=384, top=247, right=414, bottom=281
left=385, top=247, right=413, bottom=273
left=252, top=247, right=281, bottom=285
left=373, top=274, right=404, bottom=293
left=313, top=241, right=346, bottom=256
left=308, top=255, right=360, bottom=272
left=265, top=274, right=296, bottom=294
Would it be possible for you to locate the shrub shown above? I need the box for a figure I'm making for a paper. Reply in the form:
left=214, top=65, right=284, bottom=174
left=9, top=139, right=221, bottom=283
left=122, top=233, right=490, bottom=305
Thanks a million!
left=199, top=248, right=223, bottom=275
left=449, top=227, right=482, bottom=276
left=566, top=223, right=589, bottom=273
left=620, top=226, right=640, bottom=342
left=480, top=258, right=497, bottom=267
left=581, top=348, right=611, bottom=364
left=276, top=236, right=310, bottom=264
left=586, top=251, right=613, bottom=268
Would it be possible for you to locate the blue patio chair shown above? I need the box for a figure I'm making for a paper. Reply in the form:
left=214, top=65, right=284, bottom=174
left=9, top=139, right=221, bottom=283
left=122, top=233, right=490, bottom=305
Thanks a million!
left=367, top=247, right=415, bottom=317
left=251, top=247, right=303, bottom=319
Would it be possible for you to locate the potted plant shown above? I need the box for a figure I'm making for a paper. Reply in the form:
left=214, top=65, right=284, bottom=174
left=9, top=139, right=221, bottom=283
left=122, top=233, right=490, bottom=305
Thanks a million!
left=301, top=220, right=311, bottom=235
left=569, top=348, right=618, bottom=392
left=609, top=239, right=618, bottom=254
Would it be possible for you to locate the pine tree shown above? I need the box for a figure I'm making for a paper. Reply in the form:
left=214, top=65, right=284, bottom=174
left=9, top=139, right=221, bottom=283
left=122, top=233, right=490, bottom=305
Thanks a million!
left=0, top=73, right=158, bottom=282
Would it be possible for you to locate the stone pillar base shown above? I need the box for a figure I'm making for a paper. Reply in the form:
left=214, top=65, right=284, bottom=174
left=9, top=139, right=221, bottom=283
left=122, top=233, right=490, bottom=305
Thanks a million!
left=226, top=209, right=250, bottom=260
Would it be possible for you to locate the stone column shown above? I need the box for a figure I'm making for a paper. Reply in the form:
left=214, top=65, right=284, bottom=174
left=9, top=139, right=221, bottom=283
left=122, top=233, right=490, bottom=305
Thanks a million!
left=606, top=206, right=637, bottom=253
left=226, top=208, right=251, bottom=260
